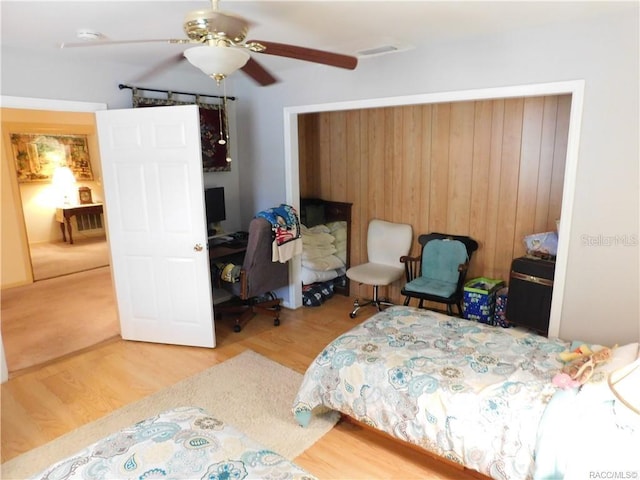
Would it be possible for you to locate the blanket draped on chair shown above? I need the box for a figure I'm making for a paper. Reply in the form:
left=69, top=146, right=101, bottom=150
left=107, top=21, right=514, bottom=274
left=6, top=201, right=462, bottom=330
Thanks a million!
left=256, top=204, right=303, bottom=263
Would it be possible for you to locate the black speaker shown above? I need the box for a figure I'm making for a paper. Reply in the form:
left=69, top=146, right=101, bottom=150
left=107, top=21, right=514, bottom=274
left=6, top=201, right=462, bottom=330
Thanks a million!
left=506, top=256, right=556, bottom=335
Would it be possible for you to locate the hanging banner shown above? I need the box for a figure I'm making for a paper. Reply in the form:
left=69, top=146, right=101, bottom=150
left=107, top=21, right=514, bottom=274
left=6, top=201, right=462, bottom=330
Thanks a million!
left=132, top=92, right=231, bottom=172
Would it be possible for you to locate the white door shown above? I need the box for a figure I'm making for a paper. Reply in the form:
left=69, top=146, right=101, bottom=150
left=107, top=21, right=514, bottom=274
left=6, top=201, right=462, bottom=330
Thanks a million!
left=96, top=104, right=215, bottom=348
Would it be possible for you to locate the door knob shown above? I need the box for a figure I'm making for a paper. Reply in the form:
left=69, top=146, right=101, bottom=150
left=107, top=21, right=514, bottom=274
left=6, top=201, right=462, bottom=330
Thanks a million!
left=194, top=243, right=204, bottom=252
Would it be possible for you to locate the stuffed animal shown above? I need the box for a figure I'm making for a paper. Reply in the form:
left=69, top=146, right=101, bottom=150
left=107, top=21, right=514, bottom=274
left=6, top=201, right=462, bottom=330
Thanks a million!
left=552, top=345, right=613, bottom=389
left=563, top=347, right=612, bottom=383
left=558, top=344, right=592, bottom=363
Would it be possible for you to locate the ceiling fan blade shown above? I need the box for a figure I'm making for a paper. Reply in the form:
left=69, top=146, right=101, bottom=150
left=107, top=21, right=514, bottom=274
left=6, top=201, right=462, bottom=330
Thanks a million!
left=241, top=57, right=278, bottom=86
left=60, top=39, right=189, bottom=49
left=248, top=40, right=357, bottom=70
left=130, top=53, right=186, bottom=83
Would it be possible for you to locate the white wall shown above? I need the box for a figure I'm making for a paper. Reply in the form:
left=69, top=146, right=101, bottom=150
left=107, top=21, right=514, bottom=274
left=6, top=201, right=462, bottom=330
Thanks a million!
left=235, top=9, right=639, bottom=345
left=2, top=6, right=638, bottom=346
left=1, top=50, right=247, bottom=227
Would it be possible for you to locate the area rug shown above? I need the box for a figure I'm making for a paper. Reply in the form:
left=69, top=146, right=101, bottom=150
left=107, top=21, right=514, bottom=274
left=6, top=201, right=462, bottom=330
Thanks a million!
left=1, top=350, right=339, bottom=479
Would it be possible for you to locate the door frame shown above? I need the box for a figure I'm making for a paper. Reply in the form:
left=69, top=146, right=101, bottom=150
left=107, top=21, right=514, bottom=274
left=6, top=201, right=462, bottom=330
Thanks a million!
left=1, top=96, right=108, bottom=283
left=283, top=80, right=585, bottom=340
left=0, top=95, right=107, bottom=383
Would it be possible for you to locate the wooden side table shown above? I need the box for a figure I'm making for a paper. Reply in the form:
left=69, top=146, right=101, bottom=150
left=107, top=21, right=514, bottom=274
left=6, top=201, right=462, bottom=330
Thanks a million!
left=55, top=203, right=104, bottom=244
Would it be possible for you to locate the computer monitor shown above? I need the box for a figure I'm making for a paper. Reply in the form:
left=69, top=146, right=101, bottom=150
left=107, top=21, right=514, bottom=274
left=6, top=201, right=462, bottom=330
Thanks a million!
left=205, top=187, right=226, bottom=235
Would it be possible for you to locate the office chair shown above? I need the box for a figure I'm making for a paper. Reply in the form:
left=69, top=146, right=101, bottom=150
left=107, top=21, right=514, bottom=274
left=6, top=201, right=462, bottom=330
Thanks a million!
left=346, top=219, right=413, bottom=318
left=215, top=217, right=289, bottom=332
left=401, top=232, right=478, bottom=316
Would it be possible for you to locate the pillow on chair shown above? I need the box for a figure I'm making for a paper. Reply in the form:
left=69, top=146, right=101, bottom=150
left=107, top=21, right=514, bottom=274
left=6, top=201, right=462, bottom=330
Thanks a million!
left=403, top=277, right=458, bottom=298
left=404, top=239, right=467, bottom=297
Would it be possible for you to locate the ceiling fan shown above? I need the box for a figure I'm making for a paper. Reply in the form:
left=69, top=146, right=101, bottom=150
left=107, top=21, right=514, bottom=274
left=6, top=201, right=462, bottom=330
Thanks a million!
left=60, top=0, right=358, bottom=86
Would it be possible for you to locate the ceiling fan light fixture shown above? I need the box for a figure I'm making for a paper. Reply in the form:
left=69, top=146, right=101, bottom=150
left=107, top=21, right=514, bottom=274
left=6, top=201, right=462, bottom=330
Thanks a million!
left=183, top=45, right=250, bottom=81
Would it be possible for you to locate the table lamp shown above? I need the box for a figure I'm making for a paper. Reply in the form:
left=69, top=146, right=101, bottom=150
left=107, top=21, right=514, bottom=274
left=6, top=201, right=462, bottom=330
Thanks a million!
left=52, top=166, right=76, bottom=206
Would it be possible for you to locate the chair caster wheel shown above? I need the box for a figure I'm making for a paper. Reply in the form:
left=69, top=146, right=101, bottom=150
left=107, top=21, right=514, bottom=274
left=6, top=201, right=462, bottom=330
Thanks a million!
left=274, top=318, right=280, bottom=326
left=349, top=313, right=356, bottom=318
left=233, top=325, right=241, bottom=333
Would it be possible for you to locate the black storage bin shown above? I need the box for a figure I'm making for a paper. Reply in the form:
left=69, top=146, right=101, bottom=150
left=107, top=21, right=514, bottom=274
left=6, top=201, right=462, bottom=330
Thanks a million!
left=506, top=256, right=555, bottom=335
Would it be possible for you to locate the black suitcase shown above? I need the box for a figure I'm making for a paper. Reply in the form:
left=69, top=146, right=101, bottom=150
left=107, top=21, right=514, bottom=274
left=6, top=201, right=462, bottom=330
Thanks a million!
left=506, top=256, right=555, bottom=335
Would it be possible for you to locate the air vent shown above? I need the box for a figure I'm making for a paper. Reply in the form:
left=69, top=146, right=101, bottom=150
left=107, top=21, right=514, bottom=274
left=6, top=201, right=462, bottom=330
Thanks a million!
left=356, top=43, right=413, bottom=58
left=358, top=45, right=399, bottom=56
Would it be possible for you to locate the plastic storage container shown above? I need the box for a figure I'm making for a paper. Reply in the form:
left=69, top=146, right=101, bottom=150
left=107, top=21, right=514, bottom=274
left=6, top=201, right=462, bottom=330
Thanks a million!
left=463, top=277, right=505, bottom=323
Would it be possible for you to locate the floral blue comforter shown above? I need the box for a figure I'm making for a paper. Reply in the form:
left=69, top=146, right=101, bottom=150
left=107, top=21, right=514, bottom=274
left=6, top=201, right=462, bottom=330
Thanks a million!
left=293, top=306, right=568, bottom=480
left=32, top=406, right=316, bottom=480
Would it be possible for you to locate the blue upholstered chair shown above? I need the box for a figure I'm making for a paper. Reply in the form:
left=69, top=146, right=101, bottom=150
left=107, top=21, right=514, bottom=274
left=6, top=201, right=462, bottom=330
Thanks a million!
left=400, top=233, right=478, bottom=316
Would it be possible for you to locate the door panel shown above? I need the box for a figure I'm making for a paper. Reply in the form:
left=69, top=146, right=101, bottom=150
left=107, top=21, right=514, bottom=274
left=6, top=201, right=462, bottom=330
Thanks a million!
left=96, top=104, right=215, bottom=348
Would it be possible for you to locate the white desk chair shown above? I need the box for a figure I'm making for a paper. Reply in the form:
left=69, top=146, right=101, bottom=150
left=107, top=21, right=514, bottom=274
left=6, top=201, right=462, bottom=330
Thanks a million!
left=346, top=219, right=413, bottom=318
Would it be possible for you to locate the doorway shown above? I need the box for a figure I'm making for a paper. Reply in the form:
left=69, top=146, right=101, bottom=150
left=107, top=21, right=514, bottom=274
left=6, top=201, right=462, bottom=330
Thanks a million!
left=284, top=80, right=585, bottom=340
left=0, top=97, right=118, bottom=376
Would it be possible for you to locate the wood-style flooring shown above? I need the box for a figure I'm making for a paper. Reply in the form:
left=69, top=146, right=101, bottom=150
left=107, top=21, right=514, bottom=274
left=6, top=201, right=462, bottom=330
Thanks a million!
left=1, top=291, right=483, bottom=480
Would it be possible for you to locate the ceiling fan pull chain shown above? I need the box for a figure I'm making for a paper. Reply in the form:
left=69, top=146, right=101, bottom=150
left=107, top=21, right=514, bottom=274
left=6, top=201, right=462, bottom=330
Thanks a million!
left=223, top=80, right=232, bottom=163
left=217, top=98, right=226, bottom=146
left=224, top=97, right=230, bottom=146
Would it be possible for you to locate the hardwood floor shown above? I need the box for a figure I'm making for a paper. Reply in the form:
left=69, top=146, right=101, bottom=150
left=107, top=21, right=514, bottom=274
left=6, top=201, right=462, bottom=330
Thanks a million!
left=1, top=294, right=482, bottom=480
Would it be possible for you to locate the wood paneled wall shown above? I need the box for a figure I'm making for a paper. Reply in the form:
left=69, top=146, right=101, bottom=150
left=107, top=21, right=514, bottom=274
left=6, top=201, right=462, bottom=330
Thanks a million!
left=298, top=95, right=571, bottom=303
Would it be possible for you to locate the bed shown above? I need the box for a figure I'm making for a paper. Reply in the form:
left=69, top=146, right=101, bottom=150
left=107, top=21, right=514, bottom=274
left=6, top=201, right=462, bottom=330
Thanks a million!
left=31, top=406, right=316, bottom=480
left=292, top=306, right=640, bottom=480
left=299, top=198, right=352, bottom=306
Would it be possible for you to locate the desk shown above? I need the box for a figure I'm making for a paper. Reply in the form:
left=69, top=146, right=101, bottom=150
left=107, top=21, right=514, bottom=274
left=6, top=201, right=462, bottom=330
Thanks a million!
left=209, top=239, right=248, bottom=260
left=209, top=237, right=248, bottom=306
left=55, top=203, right=104, bottom=244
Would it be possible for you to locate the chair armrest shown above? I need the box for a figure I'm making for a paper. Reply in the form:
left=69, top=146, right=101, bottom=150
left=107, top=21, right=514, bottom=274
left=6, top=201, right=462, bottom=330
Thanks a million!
left=458, top=261, right=469, bottom=272
left=239, top=269, right=249, bottom=299
left=401, top=255, right=422, bottom=282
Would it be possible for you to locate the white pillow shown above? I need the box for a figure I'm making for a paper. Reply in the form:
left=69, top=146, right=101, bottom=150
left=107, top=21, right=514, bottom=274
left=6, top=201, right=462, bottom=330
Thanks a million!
left=302, top=231, right=335, bottom=246
left=334, top=240, right=347, bottom=264
left=325, top=221, right=346, bottom=232
left=302, top=244, right=337, bottom=260
left=300, top=267, right=338, bottom=285
left=303, top=254, right=345, bottom=271
left=332, top=228, right=347, bottom=242
left=307, top=224, right=331, bottom=234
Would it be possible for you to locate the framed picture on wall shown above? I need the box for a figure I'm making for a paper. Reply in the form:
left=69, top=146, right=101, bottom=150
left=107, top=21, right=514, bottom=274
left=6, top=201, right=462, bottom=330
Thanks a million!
left=10, top=133, right=94, bottom=183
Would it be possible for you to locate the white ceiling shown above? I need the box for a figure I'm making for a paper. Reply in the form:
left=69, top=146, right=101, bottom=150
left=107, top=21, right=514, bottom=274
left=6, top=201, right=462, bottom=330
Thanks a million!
left=0, top=1, right=629, bottom=84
